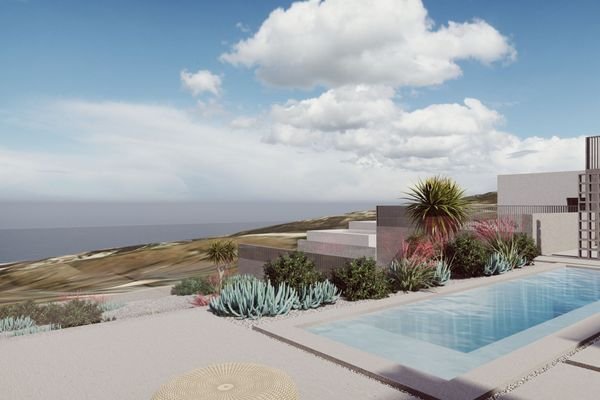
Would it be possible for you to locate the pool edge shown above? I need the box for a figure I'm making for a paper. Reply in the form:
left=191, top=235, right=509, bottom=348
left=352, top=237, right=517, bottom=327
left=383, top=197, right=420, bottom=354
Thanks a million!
left=253, top=263, right=600, bottom=400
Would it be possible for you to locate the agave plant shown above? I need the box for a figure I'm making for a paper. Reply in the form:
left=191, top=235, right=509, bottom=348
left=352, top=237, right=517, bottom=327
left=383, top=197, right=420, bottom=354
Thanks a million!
left=0, top=316, right=36, bottom=333
left=404, top=176, right=471, bottom=240
left=388, top=258, right=435, bottom=292
left=209, top=278, right=297, bottom=319
left=494, top=239, right=531, bottom=271
left=432, top=257, right=452, bottom=286
left=294, top=280, right=340, bottom=310
left=0, top=316, right=60, bottom=337
left=483, top=252, right=511, bottom=276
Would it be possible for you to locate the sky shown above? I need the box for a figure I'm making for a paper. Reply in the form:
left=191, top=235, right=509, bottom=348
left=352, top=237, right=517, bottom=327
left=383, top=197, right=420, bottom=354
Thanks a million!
left=0, top=0, right=598, bottom=202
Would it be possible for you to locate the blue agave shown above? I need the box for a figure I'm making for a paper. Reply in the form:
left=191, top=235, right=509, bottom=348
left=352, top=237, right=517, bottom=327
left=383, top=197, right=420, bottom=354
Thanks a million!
left=484, top=252, right=511, bottom=276
left=294, top=280, right=340, bottom=310
left=209, top=278, right=297, bottom=319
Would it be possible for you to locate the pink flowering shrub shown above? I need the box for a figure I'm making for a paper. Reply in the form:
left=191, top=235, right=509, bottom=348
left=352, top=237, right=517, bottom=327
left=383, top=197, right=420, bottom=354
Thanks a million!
left=473, top=217, right=517, bottom=250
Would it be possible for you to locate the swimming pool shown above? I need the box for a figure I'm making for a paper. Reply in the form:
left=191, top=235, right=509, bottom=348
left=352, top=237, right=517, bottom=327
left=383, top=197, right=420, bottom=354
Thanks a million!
left=307, top=267, right=600, bottom=380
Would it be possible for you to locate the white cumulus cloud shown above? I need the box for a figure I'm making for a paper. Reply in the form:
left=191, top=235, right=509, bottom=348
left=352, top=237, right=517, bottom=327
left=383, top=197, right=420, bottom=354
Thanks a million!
left=0, top=99, right=587, bottom=201
left=221, top=0, right=515, bottom=89
left=180, top=69, right=222, bottom=96
left=264, top=85, right=583, bottom=176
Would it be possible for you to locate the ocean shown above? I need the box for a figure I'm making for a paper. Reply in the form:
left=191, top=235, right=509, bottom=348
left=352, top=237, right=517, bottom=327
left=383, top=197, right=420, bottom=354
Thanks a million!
left=0, top=201, right=377, bottom=263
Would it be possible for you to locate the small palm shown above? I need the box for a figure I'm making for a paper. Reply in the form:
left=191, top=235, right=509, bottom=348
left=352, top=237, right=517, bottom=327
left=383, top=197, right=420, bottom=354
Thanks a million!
left=405, top=176, right=471, bottom=240
left=207, top=240, right=237, bottom=290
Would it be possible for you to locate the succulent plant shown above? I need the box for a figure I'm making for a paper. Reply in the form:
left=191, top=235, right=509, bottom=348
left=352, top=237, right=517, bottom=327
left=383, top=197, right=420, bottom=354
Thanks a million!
left=483, top=252, right=511, bottom=276
left=223, top=274, right=260, bottom=286
left=433, top=258, right=451, bottom=286
left=388, top=258, right=435, bottom=292
left=294, top=280, right=340, bottom=310
left=0, top=316, right=60, bottom=337
left=209, top=278, right=297, bottom=319
left=0, top=316, right=36, bottom=333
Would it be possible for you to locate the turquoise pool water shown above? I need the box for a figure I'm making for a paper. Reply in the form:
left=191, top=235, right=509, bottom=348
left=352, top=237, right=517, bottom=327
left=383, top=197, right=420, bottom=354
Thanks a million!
left=307, top=267, right=600, bottom=380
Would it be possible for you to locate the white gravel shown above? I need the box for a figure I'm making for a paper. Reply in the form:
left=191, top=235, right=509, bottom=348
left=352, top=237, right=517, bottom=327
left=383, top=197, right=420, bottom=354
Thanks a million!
left=102, top=293, right=195, bottom=320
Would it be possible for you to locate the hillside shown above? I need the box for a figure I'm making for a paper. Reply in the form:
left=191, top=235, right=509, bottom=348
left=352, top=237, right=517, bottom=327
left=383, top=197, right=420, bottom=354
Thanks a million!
left=465, top=191, right=497, bottom=204
left=0, top=210, right=375, bottom=304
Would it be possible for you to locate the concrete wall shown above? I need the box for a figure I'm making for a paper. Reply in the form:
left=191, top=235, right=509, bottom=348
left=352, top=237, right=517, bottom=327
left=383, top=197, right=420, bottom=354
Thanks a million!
left=498, top=171, right=581, bottom=206
left=376, top=205, right=415, bottom=266
left=297, top=239, right=376, bottom=259
left=237, top=244, right=355, bottom=278
left=531, top=212, right=578, bottom=256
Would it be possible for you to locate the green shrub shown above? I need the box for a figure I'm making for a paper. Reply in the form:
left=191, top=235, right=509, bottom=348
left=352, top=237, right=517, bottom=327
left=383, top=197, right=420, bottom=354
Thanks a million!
left=388, top=259, right=435, bottom=292
left=209, top=278, right=297, bottom=319
left=264, top=251, right=323, bottom=292
left=331, top=257, right=390, bottom=301
left=171, top=276, right=216, bottom=296
left=0, top=300, right=39, bottom=321
left=445, top=233, right=489, bottom=278
left=0, top=299, right=103, bottom=328
left=514, top=233, right=539, bottom=264
left=37, top=300, right=104, bottom=328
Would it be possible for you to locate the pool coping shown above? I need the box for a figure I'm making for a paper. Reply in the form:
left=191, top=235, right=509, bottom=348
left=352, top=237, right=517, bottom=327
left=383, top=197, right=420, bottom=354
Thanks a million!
left=253, top=262, right=600, bottom=400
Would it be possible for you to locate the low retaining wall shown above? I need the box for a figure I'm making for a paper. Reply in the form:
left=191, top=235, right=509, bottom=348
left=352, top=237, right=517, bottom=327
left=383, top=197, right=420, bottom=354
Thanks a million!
left=297, top=239, right=376, bottom=259
left=238, top=244, right=355, bottom=279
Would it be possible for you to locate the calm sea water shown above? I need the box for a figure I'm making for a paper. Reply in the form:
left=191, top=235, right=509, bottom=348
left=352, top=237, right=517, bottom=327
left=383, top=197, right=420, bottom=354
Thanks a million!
left=0, top=201, right=376, bottom=263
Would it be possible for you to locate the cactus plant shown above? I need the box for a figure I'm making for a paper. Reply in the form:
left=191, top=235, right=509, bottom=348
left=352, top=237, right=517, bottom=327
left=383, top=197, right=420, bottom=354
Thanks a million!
left=484, top=252, right=511, bottom=276
left=433, top=258, right=451, bottom=286
left=209, top=278, right=297, bottom=319
left=294, top=280, right=340, bottom=310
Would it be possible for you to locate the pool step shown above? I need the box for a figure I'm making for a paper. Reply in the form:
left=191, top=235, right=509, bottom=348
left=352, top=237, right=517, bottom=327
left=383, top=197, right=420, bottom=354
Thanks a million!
left=535, top=255, right=600, bottom=268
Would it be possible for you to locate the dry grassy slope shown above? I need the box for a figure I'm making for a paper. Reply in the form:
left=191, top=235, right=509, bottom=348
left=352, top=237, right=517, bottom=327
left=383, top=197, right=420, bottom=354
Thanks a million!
left=0, top=210, right=375, bottom=304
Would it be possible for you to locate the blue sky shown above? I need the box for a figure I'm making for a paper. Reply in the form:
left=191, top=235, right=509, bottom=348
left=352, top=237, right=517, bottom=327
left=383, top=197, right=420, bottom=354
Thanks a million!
left=0, top=0, right=596, bottom=200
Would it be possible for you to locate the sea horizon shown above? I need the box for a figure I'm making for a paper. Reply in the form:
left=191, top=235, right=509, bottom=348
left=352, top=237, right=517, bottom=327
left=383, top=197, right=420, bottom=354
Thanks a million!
left=0, top=201, right=377, bottom=263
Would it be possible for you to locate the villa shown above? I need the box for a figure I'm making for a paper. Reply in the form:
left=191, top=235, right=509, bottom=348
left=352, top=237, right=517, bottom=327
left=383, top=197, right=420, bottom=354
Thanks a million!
left=230, top=135, right=600, bottom=400
left=3, top=139, right=600, bottom=400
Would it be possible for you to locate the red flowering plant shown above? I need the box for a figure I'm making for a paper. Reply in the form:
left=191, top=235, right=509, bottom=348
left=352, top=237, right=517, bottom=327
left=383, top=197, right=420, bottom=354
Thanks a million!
left=473, top=217, right=525, bottom=269
left=473, top=217, right=517, bottom=251
left=191, top=294, right=216, bottom=307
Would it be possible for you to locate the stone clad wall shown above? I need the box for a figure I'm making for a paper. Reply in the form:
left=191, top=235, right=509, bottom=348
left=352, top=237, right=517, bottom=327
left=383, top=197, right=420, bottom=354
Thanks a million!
left=237, top=244, right=355, bottom=278
left=375, top=205, right=415, bottom=267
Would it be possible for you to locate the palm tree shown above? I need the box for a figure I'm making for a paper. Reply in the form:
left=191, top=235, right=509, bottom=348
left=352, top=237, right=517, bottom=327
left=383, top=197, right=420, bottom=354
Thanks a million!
left=404, top=176, right=471, bottom=240
left=206, top=240, right=237, bottom=290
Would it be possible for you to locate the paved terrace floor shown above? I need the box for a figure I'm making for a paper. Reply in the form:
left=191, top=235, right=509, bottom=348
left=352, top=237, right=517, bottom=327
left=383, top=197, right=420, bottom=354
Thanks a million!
left=0, top=308, right=415, bottom=400
left=1, top=276, right=600, bottom=399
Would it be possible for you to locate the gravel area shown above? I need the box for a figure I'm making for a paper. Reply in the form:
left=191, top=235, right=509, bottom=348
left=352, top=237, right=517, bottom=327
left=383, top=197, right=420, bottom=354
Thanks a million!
left=102, top=293, right=195, bottom=320
left=490, top=334, right=600, bottom=399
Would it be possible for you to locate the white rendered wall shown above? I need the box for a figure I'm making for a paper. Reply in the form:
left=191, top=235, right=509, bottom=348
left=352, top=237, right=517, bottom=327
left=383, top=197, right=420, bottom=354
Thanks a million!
left=306, top=229, right=376, bottom=247
left=498, top=171, right=582, bottom=206
left=530, top=212, right=578, bottom=255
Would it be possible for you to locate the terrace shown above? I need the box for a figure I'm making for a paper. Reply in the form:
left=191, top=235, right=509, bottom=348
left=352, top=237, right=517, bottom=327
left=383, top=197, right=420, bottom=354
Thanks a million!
left=3, top=138, right=600, bottom=399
